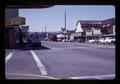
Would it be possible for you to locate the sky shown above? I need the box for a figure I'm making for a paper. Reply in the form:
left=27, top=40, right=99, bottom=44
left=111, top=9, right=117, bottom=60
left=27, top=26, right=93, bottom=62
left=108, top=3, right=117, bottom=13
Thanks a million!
left=19, top=5, right=115, bottom=32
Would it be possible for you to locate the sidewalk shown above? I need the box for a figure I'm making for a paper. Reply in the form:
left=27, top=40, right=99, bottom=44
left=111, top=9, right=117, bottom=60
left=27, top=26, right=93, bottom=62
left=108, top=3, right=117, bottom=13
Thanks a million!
left=66, top=42, right=115, bottom=48
left=41, top=41, right=115, bottom=48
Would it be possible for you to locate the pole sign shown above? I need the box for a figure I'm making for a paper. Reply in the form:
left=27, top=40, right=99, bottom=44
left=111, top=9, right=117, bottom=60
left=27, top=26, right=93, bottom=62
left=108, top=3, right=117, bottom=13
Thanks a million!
left=21, top=26, right=29, bottom=32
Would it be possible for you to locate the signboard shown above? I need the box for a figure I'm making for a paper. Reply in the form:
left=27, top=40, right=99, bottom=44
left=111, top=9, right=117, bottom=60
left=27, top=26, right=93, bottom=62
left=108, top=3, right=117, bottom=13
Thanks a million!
left=5, top=17, right=25, bottom=25
left=21, top=26, right=29, bottom=32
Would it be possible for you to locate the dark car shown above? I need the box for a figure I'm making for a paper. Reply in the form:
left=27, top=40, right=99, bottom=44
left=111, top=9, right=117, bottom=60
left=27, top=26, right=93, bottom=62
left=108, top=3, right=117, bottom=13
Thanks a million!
left=31, top=39, right=41, bottom=47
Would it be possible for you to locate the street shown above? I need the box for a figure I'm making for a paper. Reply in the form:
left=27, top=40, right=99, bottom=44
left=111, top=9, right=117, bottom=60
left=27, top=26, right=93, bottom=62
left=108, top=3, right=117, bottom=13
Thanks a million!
left=5, top=41, right=115, bottom=80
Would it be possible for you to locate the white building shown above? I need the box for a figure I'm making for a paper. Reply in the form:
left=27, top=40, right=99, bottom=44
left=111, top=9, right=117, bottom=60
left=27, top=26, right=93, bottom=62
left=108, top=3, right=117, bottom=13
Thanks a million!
left=76, top=22, right=83, bottom=33
left=85, top=30, right=92, bottom=36
left=92, top=27, right=101, bottom=35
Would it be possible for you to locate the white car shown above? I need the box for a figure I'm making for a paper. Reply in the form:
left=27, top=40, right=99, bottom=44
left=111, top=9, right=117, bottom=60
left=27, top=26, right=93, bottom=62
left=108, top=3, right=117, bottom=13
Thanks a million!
left=57, top=39, right=63, bottom=42
left=104, top=37, right=115, bottom=44
left=88, top=39, right=96, bottom=43
left=99, top=38, right=106, bottom=44
left=68, top=36, right=74, bottom=42
left=68, top=39, right=74, bottom=42
left=99, top=37, right=115, bottom=44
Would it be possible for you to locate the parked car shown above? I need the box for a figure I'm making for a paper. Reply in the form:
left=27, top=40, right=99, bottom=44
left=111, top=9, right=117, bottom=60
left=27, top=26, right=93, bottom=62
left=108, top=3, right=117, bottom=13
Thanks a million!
left=99, top=38, right=106, bottom=44
left=57, top=39, right=63, bottom=42
left=62, top=39, right=67, bottom=42
left=44, top=37, right=48, bottom=41
left=88, top=39, right=96, bottom=43
left=31, top=39, right=41, bottom=47
left=68, top=36, right=74, bottom=42
left=68, top=39, right=74, bottom=42
left=104, top=37, right=115, bottom=44
left=88, top=39, right=99, bottom=43
left=99, top=37, right=115, bottom=44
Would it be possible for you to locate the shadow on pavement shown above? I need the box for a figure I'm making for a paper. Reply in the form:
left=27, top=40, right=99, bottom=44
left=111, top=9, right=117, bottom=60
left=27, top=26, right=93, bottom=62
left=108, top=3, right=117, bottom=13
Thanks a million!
left=30, top=45, right=50, bottom=50
left=14, top=43, right=50, bottom=50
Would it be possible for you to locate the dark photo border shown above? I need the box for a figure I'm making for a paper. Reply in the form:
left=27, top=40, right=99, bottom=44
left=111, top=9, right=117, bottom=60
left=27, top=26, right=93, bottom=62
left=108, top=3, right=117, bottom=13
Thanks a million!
left=0, top=0, right=120, bottom=83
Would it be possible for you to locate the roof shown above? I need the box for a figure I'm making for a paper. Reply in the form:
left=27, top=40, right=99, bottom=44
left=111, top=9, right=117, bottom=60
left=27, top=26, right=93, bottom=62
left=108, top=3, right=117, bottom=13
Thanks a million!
left=78, top=20, right=102, bottom=24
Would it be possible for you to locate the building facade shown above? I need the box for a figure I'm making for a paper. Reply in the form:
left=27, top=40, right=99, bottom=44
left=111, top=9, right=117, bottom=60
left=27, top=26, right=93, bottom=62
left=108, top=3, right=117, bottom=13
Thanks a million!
left=5, top=8, right=25, bottom=48
left=101, top=18, right=115, bottom=35
left=76, top=18, right=115, bottom=42
left=76, top=20, right=102, bottom=41
left=78, top=20, right=102, bottom=36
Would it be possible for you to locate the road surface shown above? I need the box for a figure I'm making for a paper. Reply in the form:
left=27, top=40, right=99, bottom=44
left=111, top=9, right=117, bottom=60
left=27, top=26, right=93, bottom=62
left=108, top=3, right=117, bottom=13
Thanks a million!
left=5, top=41, right=115, bottom=80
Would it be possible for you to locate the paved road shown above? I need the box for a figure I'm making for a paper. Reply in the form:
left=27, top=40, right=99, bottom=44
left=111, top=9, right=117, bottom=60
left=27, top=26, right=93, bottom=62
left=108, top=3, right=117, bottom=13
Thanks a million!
left=5, top=41, right=115, bottom=80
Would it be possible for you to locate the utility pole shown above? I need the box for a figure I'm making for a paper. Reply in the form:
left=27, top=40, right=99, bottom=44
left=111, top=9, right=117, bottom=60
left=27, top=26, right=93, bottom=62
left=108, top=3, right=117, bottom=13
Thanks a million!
left=45, top=25, right=46, bottom=33
left=65, top=10, right=67, bottom=42
left=45, top=25, right=47, bottom=39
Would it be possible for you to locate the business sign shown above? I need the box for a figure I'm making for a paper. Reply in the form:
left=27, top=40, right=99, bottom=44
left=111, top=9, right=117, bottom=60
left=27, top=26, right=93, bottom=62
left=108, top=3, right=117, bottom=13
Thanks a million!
left=21, top=26, right=29, bottom=32
left=5, top=17, right=25, bottom=25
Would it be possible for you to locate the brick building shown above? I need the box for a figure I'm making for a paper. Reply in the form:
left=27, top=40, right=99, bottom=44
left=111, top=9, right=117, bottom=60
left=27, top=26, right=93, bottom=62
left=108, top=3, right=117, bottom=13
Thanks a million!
left=101, top=18, right=115, bottom=35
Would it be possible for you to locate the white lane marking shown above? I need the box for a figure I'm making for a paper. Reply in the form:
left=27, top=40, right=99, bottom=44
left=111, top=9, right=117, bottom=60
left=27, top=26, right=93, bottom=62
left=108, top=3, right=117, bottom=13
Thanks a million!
left=30, top=50, right=47, bottom=75
left=69, top=74, right=115, bottom=79
left=6, top=73, right=60, bottom=80
left=6, top=50, right=15, bottom=64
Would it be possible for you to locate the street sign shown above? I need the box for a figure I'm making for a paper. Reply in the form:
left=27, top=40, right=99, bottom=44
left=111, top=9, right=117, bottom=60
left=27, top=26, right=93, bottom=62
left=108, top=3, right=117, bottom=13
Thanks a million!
left=21, top=26, right=29, bottom=32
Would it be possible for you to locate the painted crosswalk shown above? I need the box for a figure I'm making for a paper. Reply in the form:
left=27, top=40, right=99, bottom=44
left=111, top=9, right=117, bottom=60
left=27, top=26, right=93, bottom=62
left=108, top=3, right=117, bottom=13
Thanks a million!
left=5, top=50, right=15, bottom=64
